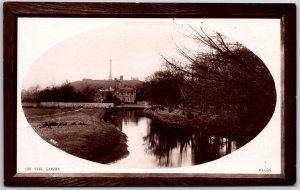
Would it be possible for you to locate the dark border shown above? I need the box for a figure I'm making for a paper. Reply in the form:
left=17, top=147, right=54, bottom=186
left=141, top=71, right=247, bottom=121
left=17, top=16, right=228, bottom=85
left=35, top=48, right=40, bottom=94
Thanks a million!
left=3, top=2, right=296, bottom=186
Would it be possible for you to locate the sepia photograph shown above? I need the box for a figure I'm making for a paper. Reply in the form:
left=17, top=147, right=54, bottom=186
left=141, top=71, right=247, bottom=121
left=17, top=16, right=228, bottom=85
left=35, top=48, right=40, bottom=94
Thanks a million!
left=18, top=17, right=279, bottom=170
left=4, top=2, right=296, bottom=186
left=20, top=19, right=279, bottom=168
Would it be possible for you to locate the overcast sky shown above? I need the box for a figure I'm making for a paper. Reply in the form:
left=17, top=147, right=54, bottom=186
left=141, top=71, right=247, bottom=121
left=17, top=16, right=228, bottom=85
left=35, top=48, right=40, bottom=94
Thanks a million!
left=18, top=18, right=280, bottom=90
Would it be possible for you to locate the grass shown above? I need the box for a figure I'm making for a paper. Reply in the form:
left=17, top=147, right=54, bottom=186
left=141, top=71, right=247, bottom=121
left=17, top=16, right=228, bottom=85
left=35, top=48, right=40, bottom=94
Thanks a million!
left=140, top=108, right=264, bottom=145
left=23, top=107, right=76, bottom=117
left=23, top=107, right=128, bottom=164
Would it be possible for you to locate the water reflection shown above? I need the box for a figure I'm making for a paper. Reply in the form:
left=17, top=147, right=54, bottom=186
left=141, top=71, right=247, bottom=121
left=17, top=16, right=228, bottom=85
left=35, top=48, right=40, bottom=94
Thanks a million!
left=144, top=120, right=240, bottom=167
left=114, top=110, right=139, bottom=131
left=111, top=110, right=241, bottom=168
left=122, top=110, right=139, bottom=125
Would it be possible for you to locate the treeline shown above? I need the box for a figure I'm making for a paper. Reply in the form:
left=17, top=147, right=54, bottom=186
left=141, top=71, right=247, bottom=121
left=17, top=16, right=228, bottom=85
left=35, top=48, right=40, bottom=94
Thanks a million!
left=21, top=81, right=96, bottom=102
left=139, top=27, right=276, bottom=129
left=138, top=70, right=184, bottom=113
left=22, top=81, right=135, bottom=105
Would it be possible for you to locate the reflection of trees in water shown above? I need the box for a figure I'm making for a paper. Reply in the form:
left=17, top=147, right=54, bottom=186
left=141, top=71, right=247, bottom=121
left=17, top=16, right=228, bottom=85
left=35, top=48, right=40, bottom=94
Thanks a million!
left=143, top=120, right=192, bottom=167
left=114, top=110, right=140, bottom=131
left=121, top=110, right=139, bottom=125
left=144, top=120, right=240, bottom=167
left=191, top=133, right=241, bottom=164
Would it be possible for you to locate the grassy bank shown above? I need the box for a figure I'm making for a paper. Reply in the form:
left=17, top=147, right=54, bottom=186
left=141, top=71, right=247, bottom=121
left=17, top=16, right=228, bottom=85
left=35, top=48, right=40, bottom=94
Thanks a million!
left=139, top=109, right=263, bottom=144
left=23, top=108, right=128, bottom=164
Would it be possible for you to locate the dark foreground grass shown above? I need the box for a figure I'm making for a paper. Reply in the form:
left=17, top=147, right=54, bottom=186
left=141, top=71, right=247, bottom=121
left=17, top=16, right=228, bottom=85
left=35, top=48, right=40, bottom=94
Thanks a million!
left=23, top=108, right=128, bottom=164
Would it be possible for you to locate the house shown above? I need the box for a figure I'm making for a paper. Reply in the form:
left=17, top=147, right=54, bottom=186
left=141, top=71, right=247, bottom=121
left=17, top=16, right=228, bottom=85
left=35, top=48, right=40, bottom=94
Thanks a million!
left=93, top=87, right=114, bottom=102
left=93, top=76, right=136, bottom=104
left=115, top=87, right=136, bottom=103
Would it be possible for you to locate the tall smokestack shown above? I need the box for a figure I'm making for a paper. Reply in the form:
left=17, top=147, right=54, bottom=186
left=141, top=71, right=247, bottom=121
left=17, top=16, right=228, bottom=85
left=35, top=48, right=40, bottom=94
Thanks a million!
left=109, top=57, right=112, bottom=80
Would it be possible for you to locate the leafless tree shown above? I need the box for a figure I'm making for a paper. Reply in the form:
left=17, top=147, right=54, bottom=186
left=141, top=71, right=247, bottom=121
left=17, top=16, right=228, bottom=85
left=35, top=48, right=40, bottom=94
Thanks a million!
left=162, top=26, right=276, bottom=130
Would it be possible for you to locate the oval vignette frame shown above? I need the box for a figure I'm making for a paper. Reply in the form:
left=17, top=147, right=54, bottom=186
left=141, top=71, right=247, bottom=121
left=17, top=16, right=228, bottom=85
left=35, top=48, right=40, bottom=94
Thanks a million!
left=20, top=22, right=277, bottom=169
left=3, top=2, right=296, bottom=186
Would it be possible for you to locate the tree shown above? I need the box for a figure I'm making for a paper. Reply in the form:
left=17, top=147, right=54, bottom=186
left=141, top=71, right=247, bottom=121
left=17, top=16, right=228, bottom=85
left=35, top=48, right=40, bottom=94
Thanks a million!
left=135, top=83, right=147, bottom=102
left=81, top=86, right=96, bottom=102
left=162, top=26, right=276, bottom=127
left=102, top=91, right=122, bottom=106
left=21, top=85, right=41, bottom=102
left=103, top=91, right=113, bottom=103
left=39, top=81, right=78, bottom=102
left=23, top=82, right=99, bottom=103
left=58, top=81, right=77, bottom=102
left=144, top=70, right=184, bottom=112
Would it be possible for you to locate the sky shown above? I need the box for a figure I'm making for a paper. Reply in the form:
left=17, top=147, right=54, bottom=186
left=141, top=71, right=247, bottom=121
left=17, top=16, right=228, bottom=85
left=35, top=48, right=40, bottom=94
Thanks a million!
left=18, top=18, right=280, bottom=91
left=19, top=19, right=197, bottom=89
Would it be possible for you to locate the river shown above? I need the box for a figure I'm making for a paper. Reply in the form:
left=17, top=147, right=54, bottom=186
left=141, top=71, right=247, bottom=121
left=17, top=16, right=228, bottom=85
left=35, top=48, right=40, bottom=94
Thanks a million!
left=110, top=110, right=241, bottom=169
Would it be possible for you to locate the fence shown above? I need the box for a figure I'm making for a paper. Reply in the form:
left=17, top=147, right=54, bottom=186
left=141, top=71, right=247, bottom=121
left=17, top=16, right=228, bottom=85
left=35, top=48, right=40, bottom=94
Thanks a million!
left=22, top=102, right=114, bottom=108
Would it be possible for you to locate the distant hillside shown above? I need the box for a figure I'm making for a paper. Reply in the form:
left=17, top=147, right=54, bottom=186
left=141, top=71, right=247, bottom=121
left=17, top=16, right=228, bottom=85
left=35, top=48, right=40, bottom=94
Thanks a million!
left=70, top=79, right=143, bottom=92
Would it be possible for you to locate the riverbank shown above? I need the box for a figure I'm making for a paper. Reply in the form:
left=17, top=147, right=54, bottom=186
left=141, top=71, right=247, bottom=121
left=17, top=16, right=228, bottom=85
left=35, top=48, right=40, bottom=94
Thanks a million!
left=23, top=108, right=128, bottom=164
left=138, top=109, right=227, bottom=128
left=138, top=109, right=262, bottom=144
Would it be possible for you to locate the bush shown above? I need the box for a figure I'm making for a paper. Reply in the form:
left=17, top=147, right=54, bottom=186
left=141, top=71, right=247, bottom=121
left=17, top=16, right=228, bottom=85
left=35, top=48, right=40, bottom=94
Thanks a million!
left=187, top=112, right=194, bottom=119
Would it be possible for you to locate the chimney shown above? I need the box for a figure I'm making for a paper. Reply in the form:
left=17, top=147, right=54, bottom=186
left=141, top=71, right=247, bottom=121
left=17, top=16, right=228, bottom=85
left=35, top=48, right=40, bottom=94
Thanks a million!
left=120, top=75, right=123, bottom=81
left=109, top=58, right=112, bottom=80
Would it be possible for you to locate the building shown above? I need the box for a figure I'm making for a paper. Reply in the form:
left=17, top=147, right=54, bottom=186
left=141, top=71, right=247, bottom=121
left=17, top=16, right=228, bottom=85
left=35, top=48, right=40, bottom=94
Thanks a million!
left=94, top=78, right=136, bottom=103
left=115, top=87, right=136, bottom=103
left=94, top=59, right=136, bottom=103
left=93, top=87, right=114, bottom=102
left=113, top=75, right=136, bottom=103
